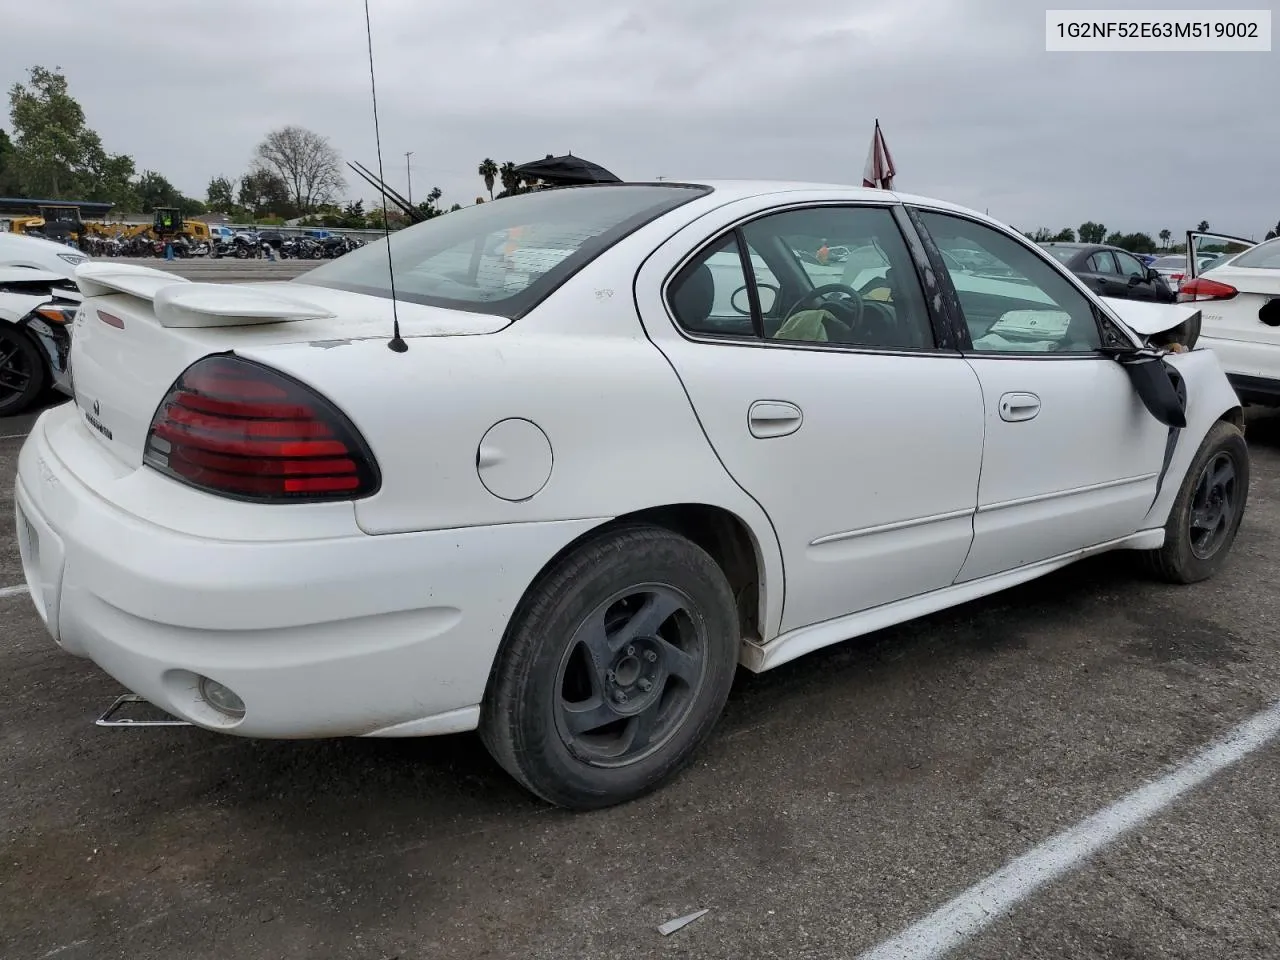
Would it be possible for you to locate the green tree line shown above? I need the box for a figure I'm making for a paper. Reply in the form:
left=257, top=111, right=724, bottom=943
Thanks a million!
left=0, top=64, right=456, bottom=228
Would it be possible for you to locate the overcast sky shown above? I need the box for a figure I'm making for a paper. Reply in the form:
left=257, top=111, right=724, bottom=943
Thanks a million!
left=3, top=0, right=1276, bottom=238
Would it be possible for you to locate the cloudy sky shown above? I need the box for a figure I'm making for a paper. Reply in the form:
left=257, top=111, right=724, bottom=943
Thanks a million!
left=3, top=0, right=1277, bottom=238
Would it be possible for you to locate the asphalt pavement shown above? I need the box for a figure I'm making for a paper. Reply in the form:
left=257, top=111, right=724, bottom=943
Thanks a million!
left=3, top=366, right=1280, bottom=958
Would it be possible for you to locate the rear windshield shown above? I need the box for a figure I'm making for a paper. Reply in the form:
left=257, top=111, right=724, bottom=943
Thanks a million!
left=1229, top=238, right=1280, bottom=270
left=1043, top=246, right=1078, bottom=263
left=297, top=184, right=710, bottom=317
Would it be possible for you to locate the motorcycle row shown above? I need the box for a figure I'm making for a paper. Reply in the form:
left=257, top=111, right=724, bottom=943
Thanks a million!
left=75, top=231, right=366, bottom=260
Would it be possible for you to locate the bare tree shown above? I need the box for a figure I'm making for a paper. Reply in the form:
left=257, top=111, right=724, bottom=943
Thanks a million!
left=253, top=126, right=345, bottom=213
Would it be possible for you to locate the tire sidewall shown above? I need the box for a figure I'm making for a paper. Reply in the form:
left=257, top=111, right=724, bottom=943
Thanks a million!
left=0, top=325, right=48, bottom=417
left=1164, top=421, right=1249, bottom=581
left=490, top=527, right=739, bottom=808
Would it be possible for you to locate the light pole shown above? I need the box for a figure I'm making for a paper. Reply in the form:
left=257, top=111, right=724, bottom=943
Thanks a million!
left=405, top=151, right=414, bottom=205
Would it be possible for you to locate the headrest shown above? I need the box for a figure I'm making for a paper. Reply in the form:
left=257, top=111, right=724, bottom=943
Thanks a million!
left=670, top=261, right=715, bottom=326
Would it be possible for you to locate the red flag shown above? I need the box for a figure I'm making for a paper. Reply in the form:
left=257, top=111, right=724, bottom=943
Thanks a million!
left=862, top=119, right=896, bottom=190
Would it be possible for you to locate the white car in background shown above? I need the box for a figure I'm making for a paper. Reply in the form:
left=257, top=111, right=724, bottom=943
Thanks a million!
left=1149, top=253, right=1226, bottom=294
left=15, top=181, right=1248, bottom=810
left=1180, top=232, right=1280, bottom=406
left=0, top=232, right=88, bottom=414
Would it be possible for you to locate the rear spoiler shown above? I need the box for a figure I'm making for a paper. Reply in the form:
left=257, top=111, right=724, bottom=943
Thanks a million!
left=74, top=262, right=335, bottom=328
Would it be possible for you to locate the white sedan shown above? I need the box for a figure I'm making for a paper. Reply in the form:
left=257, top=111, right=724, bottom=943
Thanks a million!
left=1179, top=236, right=1280, bottom=406
left=14, top=181, right=1249, bottom=809
left=0, top=232, right=89, bottom=414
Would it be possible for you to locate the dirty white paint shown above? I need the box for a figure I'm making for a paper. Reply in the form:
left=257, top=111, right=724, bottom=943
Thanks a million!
left=856, top=699, right=1280, bottom=960
left=0, top=583, right=31, bottom=599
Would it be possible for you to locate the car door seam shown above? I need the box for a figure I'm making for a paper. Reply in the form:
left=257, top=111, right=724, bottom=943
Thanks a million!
left=954, top=357, right=986, bottom=581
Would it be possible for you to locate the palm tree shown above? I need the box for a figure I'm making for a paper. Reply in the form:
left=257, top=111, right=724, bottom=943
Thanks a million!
left=499, top=161, right=519, bottom=197
left=1159, top=228, right=1171, bottom=249
left=478, top=158, right=498, bottom=200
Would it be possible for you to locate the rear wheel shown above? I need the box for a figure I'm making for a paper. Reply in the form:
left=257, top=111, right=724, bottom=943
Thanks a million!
left=0, top=325, right=47, bottom=417
left=480, top=525, right=740, bottom=810
left=1143, top=419, right=1249, bottom=583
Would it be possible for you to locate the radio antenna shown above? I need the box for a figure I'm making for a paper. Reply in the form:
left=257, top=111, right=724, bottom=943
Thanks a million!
left=362, top=0, right=407, bottom=353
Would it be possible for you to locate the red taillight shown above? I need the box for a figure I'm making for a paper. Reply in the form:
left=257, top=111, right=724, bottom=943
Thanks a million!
left=1178, top=278, right=1238, bottom=302
left=143, top=355, right=380, bottom=502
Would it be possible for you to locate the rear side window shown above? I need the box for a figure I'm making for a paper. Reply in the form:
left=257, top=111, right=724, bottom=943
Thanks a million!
left=1229, top=238, right=1280, bottom=269
left=1087, top=251, right=1119, bottom=274
left=299, top=184, right=710, bottom=318
left=667, top=205, right=936, bottom=351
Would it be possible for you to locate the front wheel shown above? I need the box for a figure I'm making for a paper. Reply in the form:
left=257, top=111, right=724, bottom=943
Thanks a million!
left=1143, top=419, right=1249, bottom=583
left=480, top=526, right=740, bottom=810
left=0, top=325, right=48, bottom=417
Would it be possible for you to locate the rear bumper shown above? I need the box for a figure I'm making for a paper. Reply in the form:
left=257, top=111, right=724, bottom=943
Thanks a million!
left=15, top=407, right=602, bottom=739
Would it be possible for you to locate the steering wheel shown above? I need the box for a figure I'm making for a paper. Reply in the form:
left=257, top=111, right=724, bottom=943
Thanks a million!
left=784, top=283, right=865, bottom=329
left=730, top=282, right=781, bottom=317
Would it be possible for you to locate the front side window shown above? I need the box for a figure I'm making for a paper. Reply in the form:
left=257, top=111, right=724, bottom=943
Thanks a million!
left=300, top=184, right=710, bottom=318
left=916, top=210, right=1103, bottom=354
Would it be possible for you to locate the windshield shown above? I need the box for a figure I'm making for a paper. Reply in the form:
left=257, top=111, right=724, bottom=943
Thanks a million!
left=1228, top=237, right=1280, bottom=270
left=298, top=184, right=710, bottom=317
left=1151, top=256, right=1186, bottom=270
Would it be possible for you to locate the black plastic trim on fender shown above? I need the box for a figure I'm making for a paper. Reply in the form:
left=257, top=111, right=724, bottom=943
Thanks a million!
left=1149, top=366, right=1189, bottom=509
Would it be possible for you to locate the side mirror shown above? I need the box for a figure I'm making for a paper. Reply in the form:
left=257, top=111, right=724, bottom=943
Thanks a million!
left=1112, top=351, right=1187, bottom=428
left=1146, top=268, right=1162, bottom=282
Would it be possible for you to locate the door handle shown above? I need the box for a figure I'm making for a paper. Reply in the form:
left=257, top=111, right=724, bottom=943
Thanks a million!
left=748, top=400, right=803, bottom=438
left=998, top=392, right=1040, bottom=422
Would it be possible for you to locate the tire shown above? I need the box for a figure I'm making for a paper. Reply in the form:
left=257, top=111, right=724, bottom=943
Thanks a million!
left=1143, top=419, right=1249, bottom=584
left=0, top=325, right=48, bottom=417
left=480, top=525, right=740, bottom=810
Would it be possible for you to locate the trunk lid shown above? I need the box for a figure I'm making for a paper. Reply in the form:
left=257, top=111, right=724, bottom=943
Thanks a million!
left=68, top=263, right=508, bottom=469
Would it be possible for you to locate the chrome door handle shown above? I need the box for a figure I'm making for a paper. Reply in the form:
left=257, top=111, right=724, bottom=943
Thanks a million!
left=748, top=400, right=803, bottom=438
left=999, top=392, right=1040, bottom=422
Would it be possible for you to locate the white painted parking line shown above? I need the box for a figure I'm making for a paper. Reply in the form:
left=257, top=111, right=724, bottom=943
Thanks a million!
left=0, top=432, right=29, bottom=441
left=0, top=584, right=31, bottom=599
left=856, top=699, right=1280, bottom=960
